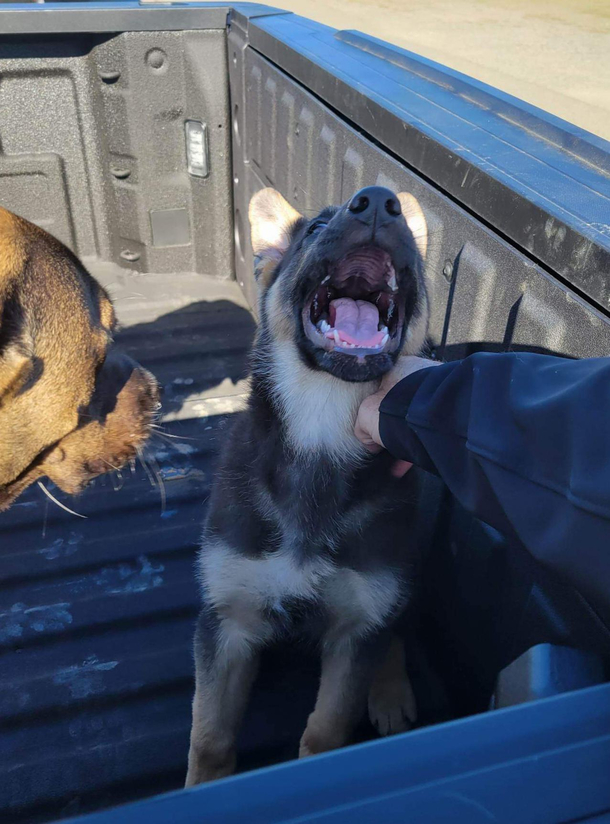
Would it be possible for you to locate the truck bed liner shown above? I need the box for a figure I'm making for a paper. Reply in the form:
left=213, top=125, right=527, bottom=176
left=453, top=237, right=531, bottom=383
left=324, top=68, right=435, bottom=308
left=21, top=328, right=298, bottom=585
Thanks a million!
left=0, top=277, right=266, bottom=823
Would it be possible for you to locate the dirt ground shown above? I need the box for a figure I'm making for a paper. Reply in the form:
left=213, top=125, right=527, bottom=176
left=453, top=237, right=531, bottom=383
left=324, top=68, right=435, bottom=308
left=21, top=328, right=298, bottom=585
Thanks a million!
left=277, top=0, right=610, bottom=141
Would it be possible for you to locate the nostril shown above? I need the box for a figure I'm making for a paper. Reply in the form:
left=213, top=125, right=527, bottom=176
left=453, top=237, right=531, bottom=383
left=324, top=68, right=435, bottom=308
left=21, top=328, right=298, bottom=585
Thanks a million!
left=385, top=197, right=401, bottom=217
left=348, top=194, right=370, bottom=214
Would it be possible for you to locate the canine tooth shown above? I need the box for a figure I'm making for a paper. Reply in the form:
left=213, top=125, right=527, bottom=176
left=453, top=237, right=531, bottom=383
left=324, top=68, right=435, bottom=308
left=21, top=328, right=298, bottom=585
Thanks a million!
left=388, top=272, right=398, bottom=291
left=379, top=324, right=388, bottom=334
left=322, top=275, right=330, bottom=284
left=333, top=330, right=341, bottom=344
left=381, top=333, right=389, bottom=346
left=320, top=319, right=330, bottom=332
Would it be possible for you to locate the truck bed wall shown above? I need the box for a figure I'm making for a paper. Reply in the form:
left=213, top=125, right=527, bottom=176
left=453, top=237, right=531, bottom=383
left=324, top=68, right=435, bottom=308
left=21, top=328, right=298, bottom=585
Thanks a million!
left=0, top=30, right=233, bottom=281
left=231, top=42, right=610, bottom=361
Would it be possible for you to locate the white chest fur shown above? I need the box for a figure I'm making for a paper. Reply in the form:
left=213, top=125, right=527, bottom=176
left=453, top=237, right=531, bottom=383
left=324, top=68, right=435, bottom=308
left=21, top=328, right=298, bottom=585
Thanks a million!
left=199, top=540, right=335, bottom=614
left=199, top=540, right=403, bottom=650
left=269, top=342, right=378, bottom=464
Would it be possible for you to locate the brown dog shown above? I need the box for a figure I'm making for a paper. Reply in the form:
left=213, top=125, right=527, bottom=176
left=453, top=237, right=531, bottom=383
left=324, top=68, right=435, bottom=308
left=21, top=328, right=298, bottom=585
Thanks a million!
left=0, top=206, right=159, bottom=510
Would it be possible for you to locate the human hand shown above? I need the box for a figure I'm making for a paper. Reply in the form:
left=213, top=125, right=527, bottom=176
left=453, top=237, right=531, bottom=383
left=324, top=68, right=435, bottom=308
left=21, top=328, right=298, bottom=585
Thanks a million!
left=354, top=355, right=442, bottom=477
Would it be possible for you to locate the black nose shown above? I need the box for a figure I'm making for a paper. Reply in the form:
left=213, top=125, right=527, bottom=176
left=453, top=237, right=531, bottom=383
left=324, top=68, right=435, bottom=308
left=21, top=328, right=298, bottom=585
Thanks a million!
left=347, top=186, right=401, bottom=221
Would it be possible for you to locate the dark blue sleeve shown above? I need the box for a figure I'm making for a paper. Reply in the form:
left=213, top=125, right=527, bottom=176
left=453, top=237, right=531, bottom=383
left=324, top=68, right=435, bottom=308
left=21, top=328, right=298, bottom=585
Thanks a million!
left=379, top=352, right=610, bottom=621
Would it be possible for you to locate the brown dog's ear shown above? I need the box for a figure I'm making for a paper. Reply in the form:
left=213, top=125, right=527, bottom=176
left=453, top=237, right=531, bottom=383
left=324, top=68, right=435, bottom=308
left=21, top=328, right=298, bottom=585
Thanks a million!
left=397, top=192, right=427, bottom=262
left=249, top=188, right=302, bottom=287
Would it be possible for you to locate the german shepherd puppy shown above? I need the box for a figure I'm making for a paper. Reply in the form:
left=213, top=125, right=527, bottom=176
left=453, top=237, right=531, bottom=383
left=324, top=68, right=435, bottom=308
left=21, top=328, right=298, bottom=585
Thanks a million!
left=186, top=186, right=429, bottom=785
left=0, top=206, right=159, bottom=510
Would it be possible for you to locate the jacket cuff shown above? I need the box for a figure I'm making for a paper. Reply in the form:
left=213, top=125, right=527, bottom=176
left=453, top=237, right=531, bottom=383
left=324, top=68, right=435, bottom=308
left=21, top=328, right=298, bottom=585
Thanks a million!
left=379, top=369, right=431, bottom=461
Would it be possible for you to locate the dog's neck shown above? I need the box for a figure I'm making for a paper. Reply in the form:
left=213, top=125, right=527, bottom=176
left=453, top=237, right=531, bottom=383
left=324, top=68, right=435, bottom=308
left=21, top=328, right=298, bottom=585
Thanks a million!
left=259, top=341, right=378, bottom=465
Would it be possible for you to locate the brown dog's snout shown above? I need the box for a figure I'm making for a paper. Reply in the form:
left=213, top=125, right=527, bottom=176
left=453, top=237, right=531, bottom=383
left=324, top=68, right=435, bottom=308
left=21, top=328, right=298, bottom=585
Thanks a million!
left=39, top=352, right=160, bottom=495
left=87, top=350, right=159, bottom=421
left=347, top=186, right=402, bottom=224
left=93, top=350, right=161, bottom=440
left=127, top=363, right=162, bottom=422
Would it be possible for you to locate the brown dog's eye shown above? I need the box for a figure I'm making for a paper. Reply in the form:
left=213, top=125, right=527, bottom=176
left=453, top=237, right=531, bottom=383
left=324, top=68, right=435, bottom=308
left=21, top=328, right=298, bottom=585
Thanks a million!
left=306, top=220, right=327, bottom=237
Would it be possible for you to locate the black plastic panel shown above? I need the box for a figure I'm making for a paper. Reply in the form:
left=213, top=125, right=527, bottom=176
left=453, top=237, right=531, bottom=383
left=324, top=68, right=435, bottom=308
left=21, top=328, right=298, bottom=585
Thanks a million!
left=242, top=12, right=610, bottom=313
left=0, top=29, right=233, bottom=277
left=230, top=45, right=610, bottom=361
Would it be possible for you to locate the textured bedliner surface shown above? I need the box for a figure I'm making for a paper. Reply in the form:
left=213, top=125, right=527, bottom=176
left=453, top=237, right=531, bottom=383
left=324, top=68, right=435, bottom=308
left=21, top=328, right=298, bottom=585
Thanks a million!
left=0, top=271, right=447, bottom=824
left=0, top=276, right=269, bottom=823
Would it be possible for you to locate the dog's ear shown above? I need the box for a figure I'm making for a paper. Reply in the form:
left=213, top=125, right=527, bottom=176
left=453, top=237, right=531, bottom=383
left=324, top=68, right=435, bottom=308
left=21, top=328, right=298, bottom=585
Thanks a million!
left=249, top=188, right=302, bottom=287
left=397, top=192, right=427, bottom=262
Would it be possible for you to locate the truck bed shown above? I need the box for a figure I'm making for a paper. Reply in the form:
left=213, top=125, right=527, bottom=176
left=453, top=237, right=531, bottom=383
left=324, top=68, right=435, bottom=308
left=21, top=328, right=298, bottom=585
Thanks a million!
left=2, top=3, right=610, bottom=822
left=0, top=276, right=260, bottom=822
left=0, top=268, right=449, bottom=823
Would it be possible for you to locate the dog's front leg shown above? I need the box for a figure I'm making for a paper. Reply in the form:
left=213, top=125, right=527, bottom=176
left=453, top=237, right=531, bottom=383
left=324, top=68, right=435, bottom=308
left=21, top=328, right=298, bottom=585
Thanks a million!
left=299, top=631, right=386, bottom=758
left=185, top=606, right=264, bottom=787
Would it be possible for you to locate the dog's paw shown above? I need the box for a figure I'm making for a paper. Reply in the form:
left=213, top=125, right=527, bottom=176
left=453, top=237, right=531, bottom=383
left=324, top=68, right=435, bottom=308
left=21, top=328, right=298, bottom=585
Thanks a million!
left=299, top=715, right=343, bottom=758
left=298, top=736, right=315, bottom=759
left=299, top=726, right=333, bottom=759
left=185, top=746, right=236, bottom=787
left=368, top=671, right=417, bottom=736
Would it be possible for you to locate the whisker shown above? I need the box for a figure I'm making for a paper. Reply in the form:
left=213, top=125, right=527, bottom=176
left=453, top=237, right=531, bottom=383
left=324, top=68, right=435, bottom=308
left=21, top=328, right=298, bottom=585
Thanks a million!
left=293, top=182, right=328, bottom=211
left=147, top=455, right=167, bottom=513
left=97, top=457, right=125, bottom=491
left=137, top=447, right=157, bottom=489
left=37, top=482, right=88, bottom=519
left=153, top=430, right=197, bottom=442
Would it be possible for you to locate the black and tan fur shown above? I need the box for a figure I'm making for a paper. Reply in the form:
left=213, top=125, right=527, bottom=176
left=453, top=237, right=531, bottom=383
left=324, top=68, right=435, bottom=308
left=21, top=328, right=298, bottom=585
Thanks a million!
left=0, top=206, right=159, bottom=510
left=186, top=186, right=429, bottom=785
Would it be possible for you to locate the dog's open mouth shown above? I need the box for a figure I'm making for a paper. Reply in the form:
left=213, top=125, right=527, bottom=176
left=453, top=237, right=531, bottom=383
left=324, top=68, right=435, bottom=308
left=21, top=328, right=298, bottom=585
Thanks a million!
left=302, top=247, right=403, bottom=357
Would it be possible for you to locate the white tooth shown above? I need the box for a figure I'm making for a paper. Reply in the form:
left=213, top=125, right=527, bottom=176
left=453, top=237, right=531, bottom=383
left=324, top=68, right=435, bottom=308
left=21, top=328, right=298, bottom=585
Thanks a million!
left=322, top=275, right=330, bottom=284
left=381, top=333, right=389, bottom=346
left=321, top=320, right=330, bottom=332
left=333, top=330, right=341, bottom=344
left=379, top=324, right=388, bottom=334
left=388, top=272, right=397, bottom=291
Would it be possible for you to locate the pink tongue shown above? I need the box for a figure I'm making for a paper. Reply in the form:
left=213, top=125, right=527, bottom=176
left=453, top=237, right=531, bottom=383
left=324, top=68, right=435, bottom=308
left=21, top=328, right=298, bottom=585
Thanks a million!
left=328, top=298, right=384, bottom=347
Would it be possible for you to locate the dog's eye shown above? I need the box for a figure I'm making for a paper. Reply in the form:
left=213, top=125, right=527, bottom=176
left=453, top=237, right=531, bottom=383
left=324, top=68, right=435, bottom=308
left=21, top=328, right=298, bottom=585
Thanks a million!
left=306, top=220, right=327, bottom=237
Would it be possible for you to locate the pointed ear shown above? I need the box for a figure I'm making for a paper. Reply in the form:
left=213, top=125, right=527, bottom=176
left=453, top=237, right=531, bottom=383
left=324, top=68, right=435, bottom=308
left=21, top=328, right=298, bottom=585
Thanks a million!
left=397, top=192, right=427, bottom=261
left=249, top=188, right=302, bottom=271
